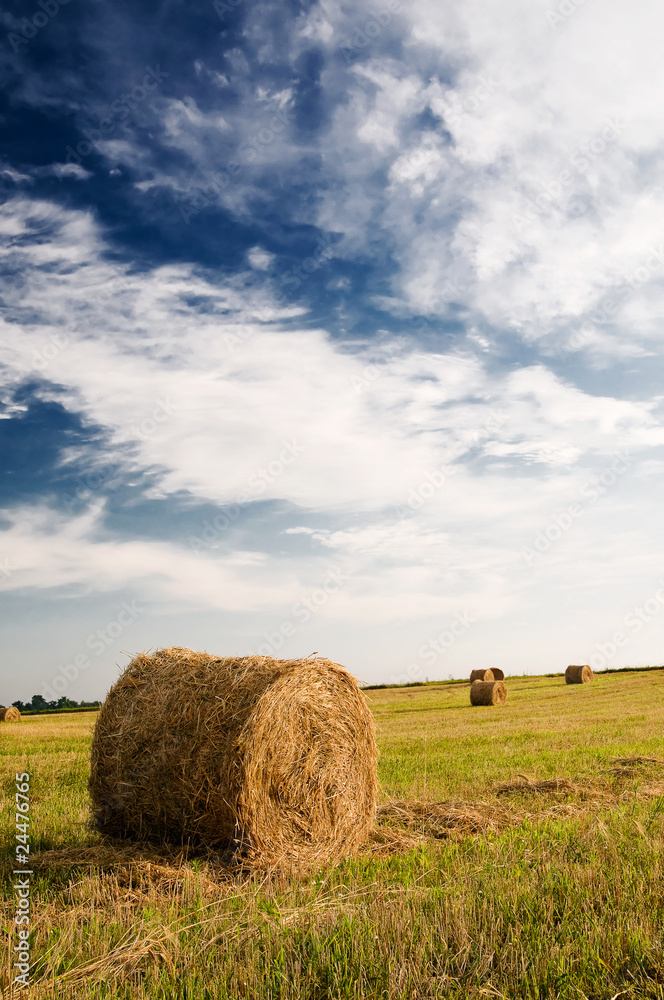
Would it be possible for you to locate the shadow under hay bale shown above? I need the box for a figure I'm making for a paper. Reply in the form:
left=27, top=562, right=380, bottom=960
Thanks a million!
left=89, top=648, right=378, bottom=871
left=0, top=706, right=21, bottom=722
left=470, top=679, right=507, bottom=706
left=565, top=664, right=593, bottom=684
left=469, top=668, right=495, bottom=683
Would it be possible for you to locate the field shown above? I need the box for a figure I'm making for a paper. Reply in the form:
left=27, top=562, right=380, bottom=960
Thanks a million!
left=2, top=669, right=664, bottom=999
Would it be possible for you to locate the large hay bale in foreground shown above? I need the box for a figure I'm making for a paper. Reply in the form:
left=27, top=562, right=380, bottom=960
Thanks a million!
left=565, top=664, right=593, bottom=685
left=89, top=648, right=378, bottom=869
left=0, top=706, right=21, bottom=722
left=470, top=680, right=507, bottom=706
left=489, top=667, right=505, bottom=681
left=470, top=668, right=495, bottom=683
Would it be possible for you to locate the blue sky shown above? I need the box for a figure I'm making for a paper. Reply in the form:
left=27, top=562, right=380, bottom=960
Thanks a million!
left=2, top=0, right=664, bottom=703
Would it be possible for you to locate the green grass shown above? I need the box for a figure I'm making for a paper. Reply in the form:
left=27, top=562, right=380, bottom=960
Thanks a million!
left=369, top=669, right=664, bottom=799
left=2, top=673, right=664, bottom=998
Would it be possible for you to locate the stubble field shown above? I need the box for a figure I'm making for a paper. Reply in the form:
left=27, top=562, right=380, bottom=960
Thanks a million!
left=2, top=668, right=664, bottom=999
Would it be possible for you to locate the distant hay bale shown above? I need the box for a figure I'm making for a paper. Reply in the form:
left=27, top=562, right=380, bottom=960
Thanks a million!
left=489, top=667, right=505, bottom=681
left=565, top=664, right=593, bottom=685
left=0, top=706, right=21, bottom=722
left=470, top=669, right=495, bottom=683
left=470, top=680, right=507, bottom=706
left=89, top=648, right=378, bottom=870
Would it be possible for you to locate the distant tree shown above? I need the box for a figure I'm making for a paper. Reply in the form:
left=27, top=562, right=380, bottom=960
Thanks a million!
left=11, top=694, right=102, bottom=712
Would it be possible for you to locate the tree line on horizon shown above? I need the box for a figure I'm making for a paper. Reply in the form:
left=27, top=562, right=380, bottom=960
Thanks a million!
left=11, top=695, right=102, bottom=712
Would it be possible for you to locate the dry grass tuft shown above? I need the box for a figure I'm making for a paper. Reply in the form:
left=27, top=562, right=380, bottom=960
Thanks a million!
left=602, top=756, right=664, bottom=777
left=376, top=799, right=509, bottom=839
left=89, top=648, right=378, bottom=871
left=31, top=843, right=233, bottom=900
left=495, top=775, right=578, bottom=796
left=609, top=755, right=664, bottom=767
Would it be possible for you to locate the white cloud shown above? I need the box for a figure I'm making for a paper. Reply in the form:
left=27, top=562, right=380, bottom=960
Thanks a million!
left=292, top=0, right=664, bottom=358
left=0, top=501, right=301, bottom=609
left=1, top=197, right=663, bottom=649
left=0, top=166, right=32, bottom=184
left=47, top=162, right=93, bottom=181
left=247, top=245, right=275, bottom=270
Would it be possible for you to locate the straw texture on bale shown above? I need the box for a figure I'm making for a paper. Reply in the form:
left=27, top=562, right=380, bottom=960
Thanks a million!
left=565, top=664, right=593, bottom=684
left=89, top=648, right=378, bottom=870
left=0, top=706, right=21, bottom=722
left=469, top=668, right=495, bottom=683
left=489, top=667, right=505, bottom=681
left=470, top=680, right=507, bottom=706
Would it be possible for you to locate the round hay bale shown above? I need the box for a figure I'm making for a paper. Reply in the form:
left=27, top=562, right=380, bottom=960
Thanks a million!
left=489, top=667, right=505, bottom=681
left=470, top=680, right=507, bottom=706
left=0, top=706, right=21, bottom=722
left=565, top=664, right=593, bottom=685
left=470, top=668, right=495, bottom=683
left=89, top=648, right=378, bottom=870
